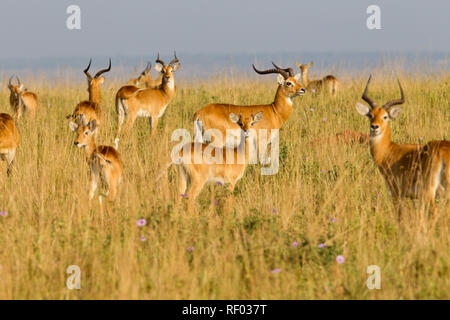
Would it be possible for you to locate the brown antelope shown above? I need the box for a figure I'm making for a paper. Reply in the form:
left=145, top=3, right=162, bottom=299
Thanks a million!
left=8, top=76, right=38, bottom=119
left=66, top=58, right=111, bottom=133
left=126, top=62, right=162, bottom=89
left=295, top=62, right=339, bottom=96
left=114, top=52, right=180, bottom=148
left=69, top=115, right=123, bottom=203
left=356, top=75, right=450, bottom=219
left=166, top=111, right=263, bottom=212
left=193, top=63, right=305, bottom=148
left=0, top=113, right=20, bottom=176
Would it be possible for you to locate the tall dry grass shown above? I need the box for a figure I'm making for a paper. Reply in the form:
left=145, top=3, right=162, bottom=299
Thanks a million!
left=0, top=68, right=448, bottom=299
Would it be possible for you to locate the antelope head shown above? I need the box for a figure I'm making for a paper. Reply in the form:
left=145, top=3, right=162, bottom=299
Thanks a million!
left=135, top=62, right=151, bottom=85
left=70, top=115, right=97, bottom=148
left=356, top=75, right=405, bottom=138
left=154, top=51, right=180, bottom=86
left=253, top=62, right=305, bottom=98
left=229, top=111, right=264, bottom=137
left=295, top=61, right=313, bottom=74
left=83, top=58, right=111, bottom=92
left=7, top=75, right=25, bottom=97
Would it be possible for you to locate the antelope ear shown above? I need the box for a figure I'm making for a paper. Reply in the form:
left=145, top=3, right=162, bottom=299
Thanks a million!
left=295, top=62, right=302, bottom=68
left=388, top=107, right=402, bottom=119
left=307, top=61, right=313, bottom=67
left=97, top=76, right=104, bottom=83
left=154, top=64, right=163, bottom=73
left=229, top=112, right=240, bottom=123
left=294, top=73, right=302, bottom=82
left=356, top=102, right=370, bottom=116
left=88, top=119, right=97, bottom=131
left=277, top=74, right=285, bottom=85
left=69, top=121, right=78, bottom=131
left=171, top=63, right=180, bottom=72
left=253, top=111, right=263, bottom=122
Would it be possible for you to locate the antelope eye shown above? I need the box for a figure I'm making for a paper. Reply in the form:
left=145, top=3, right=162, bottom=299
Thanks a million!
left=84, top=131, right=89, bottom=136
left=286, top=82, right=292, bottom=87
left=382, top=115, right=388, bottom=120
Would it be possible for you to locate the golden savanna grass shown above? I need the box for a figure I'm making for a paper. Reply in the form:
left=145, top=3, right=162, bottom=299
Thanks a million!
left=0, top=68, right=448, bottom=299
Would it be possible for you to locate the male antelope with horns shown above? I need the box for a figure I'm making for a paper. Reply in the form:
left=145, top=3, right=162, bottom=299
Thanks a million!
left=8, top=76, right=38, bottom=119
left=356, top=75, right=450, bottom=220
left=193, top=63, right=305, bottom=148
left=114, top=52, right=180, bottom=148
left=66, top=58, right=111, bottom=133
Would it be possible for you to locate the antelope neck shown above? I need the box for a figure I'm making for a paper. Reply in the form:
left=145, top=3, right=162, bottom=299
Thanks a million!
left=89, top=84, right=102, bottom=105
left=301, top=69, right=309, bottom=86
left=369, top=125, right=394, bottom=166
left=159, top=77, right=176, bottom=97
left=272, top=86, right=293, bottom=123
left=83, top=136, right=97, bottom=160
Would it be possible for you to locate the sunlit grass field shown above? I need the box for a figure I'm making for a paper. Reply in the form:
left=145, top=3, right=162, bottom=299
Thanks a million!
left=0, top=68, right=448, bottom=299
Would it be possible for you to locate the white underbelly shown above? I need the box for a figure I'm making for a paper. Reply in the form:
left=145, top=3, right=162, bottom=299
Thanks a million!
left=158, top=105, right=168, bottom=118
left=137, top=109, right=151, bottom=117
left=207, top=176, right=225, bottom=185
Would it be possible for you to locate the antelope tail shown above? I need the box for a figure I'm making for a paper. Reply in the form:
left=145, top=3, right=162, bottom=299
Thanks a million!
left=114, top=95, right=129, bottom=149
left=193, top=112, right=204, bottom=143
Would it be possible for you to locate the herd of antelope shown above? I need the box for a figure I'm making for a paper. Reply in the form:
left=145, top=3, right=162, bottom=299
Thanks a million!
left=0, top=53, right=448, bottom=220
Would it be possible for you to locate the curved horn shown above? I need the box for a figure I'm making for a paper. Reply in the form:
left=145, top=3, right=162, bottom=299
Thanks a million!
left=272, top=62, right=293, bottom=77
left=169, top=51, right=179, bottom=66
left=94, top=58, right=111, bottom=78
left=361, top=75, right=377, bottom=109
left=144, top=62, right=151, bottom=73
left=252, top=64, right=289, bottom=79
left=83, top=58, right=93, bottom=79
left=383, top=79, right=405, bottom=110
left=156, top=53, right=166, bottom=67
left=16, top=76, right=22, bottom=87
left=8, top=75, right=13, bottom=85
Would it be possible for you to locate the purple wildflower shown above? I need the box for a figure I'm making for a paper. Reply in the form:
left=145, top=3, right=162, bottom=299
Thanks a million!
left=271, top=268, right=282, bottom=274
left=0, top=211, right=8, bottom=217
left=186, top=246, right=195, bottom=252
left=318, top=243, right=326, bottom=248
left=292, top=241, right=299, bottom=247
left=137, top=219, right=147, bottom=227
left=336, top=255, right=345, bottom=264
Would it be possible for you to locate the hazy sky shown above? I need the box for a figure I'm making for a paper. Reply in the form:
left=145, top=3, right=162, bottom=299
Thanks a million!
left=0, top=0, right=448, bottom=58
